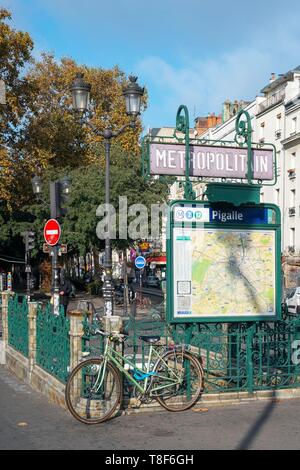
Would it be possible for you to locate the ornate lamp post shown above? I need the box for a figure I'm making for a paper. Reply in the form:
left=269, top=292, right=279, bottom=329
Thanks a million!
left=70, top=73, right=144, bottom=317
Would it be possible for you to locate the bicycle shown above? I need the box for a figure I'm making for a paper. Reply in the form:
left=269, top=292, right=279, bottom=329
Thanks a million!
left=65, top=328, right=204, bottom=424
left=135, top=292, right=152, bottom=309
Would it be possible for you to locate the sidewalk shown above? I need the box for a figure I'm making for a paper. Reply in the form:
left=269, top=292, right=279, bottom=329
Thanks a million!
left=1, top=366, right=300, bottom=450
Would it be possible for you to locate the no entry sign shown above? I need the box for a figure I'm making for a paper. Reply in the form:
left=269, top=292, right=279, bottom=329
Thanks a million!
left=44, top=219, right=61, bottom=246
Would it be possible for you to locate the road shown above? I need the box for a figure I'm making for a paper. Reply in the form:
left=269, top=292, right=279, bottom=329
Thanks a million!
left=1, top=366, right=300, bottom=450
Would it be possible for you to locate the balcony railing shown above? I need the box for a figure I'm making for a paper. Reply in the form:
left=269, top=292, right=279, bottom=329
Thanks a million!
left=258, top=90, right=285, bottom=114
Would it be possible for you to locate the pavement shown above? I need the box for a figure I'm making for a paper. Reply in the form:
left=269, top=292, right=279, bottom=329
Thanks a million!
left=1, top=366, right=300, bottom=450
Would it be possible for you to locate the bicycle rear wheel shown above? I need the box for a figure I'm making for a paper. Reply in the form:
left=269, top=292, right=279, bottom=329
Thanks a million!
left=152, top=350, right=203, bottom=412
left=65, top=358, right=122, bottom=424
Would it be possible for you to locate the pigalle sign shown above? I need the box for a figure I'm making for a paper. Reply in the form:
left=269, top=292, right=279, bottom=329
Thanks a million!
left=150, top=143, right=274, bottom=180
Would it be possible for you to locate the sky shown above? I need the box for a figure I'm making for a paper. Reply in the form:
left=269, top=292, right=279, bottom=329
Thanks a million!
left=3, top=0, right=300, bottom=132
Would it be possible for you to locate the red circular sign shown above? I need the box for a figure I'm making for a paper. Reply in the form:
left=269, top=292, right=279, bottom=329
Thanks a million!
left=44, top=219, right=61, bottom=246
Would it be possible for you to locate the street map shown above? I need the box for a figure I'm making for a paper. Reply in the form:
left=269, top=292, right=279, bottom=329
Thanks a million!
left=173, top=227, right=276, bottom=318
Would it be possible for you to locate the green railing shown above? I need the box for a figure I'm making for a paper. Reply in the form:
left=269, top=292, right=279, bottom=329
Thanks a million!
left=36, top=302, right=70, bottom=383
left=83, top=305, right=300, bottom=395
left=8, top=295, right=29, bottom=357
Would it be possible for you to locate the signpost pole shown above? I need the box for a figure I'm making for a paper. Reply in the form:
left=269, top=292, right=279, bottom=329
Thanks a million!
left=50, top=183, right=61, bottom=316
left=25, top=251, right=31, bottom=302
left=44, top=217, right=61, bottom=316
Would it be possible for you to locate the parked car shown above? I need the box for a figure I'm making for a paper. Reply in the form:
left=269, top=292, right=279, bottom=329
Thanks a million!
left=144, top=275, right=160, bottom=288
left=285, top=287, right=300, bottom=315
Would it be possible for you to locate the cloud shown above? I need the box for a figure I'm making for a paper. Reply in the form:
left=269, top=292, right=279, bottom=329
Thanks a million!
left=137, top=15, right=300, bottom=128
left=137, top=48, right=273, bottom=126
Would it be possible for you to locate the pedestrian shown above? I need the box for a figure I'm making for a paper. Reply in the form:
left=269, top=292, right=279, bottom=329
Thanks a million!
left=59, top=268, right=72, bottom=315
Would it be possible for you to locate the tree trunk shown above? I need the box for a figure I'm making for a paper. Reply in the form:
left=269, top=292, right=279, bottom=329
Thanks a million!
left=92, top=246, right=101, bottom=280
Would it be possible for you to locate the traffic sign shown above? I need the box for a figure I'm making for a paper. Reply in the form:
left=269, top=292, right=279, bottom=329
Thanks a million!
left=135, top=256, right=146, bottom=270
left=44, top=219, right=61, bottom=246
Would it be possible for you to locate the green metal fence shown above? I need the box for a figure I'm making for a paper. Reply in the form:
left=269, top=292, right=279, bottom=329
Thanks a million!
left=36, top=302, right=70, bottom=383
left=171, top=316, right=300, bottom=393
left=8, top=295, right=29, bottom=357
left=83, top=305, right=300, bottom=396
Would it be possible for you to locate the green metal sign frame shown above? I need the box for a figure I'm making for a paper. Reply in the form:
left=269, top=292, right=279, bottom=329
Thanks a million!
left=167, top=199, right=282, bottom=323
left=141, top=108, right=277, bottom=198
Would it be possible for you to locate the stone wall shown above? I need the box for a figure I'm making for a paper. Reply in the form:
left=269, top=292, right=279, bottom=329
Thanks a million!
left=1, top=292, right=85, bottom=410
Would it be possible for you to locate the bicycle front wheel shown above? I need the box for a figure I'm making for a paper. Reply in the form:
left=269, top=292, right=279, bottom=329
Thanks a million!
left=65, top=358, right=122, bottom=424
left=152, top=350, right=203, bottom=412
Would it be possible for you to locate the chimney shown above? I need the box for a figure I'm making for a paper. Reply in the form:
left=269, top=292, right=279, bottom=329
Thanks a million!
left=270, top=73, right=276, bottom=83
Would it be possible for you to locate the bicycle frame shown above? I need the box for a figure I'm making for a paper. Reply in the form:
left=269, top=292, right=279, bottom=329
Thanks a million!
left=92, top=338, right=182, bottom=396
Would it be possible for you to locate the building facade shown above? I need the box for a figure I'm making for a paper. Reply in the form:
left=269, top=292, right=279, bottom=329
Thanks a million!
left=171, top=66, right=300, bottom=256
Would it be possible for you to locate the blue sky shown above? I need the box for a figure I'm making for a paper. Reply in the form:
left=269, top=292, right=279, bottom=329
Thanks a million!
left=3, top=0, right=300, bottom=132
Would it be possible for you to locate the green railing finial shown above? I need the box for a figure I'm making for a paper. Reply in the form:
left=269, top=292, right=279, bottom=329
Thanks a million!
left=235, top=109, right=253, bottom=184
left=175, top=105, right=195, bottom=200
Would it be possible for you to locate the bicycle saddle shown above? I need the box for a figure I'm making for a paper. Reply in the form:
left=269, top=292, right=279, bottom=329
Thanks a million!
left=139, top=335, right=161, bottom=343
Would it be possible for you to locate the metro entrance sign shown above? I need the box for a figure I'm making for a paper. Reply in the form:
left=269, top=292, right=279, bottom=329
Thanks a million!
left=149, top=143, right=274, bottom=180
left=44, top=219, right=61, bottom=246
left=167, top=200, right=281, bottom=323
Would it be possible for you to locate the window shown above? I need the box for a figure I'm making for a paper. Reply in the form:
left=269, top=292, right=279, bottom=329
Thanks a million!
left=292, top=117, right=297, bottom=134
left=290, top=227, right=295, bottom=248
left=276, top=114, right=281, bottom=131
left=290, top=189, right=296, bottom=207
left=260, top=122, right=265, bottom=140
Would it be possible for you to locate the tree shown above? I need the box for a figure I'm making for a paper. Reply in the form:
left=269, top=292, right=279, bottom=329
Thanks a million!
left=0, top=8, right=34, bottom=209
left=61, top=145, right=169, bottom=275
left=21, top=53, right=146, bottom=171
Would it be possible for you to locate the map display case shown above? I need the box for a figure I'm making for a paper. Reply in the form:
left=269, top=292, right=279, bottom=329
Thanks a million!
left=167, top=201, right=281, bottom=323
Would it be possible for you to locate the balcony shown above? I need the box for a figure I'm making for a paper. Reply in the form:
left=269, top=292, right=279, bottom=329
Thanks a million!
left=289, top=207, right=296, bottom=216
left=258, top=90, right=285, bottom=114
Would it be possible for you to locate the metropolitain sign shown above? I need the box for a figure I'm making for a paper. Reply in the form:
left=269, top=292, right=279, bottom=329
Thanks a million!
left=150, top=143, right=274, bottom=180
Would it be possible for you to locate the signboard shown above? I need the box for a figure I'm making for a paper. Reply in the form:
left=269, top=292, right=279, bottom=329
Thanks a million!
left=139, top=242, right=150, bottom=252
left=135, top=256, right=146, bottom=270
left=44, top=219, right=61, bottom=246
left=150, top=143, right=274, bottom=180
left=168, top=201, right=281, bottom=323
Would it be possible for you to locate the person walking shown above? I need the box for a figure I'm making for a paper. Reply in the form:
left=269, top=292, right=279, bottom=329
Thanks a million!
left=59, top=268, right=72, bottom=315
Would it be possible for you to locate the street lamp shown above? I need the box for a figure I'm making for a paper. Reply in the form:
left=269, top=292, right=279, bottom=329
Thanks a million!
left=60, top=175, right=71, bottom=195
left=31, top=175, right=42, bottom=196
left=70, top=73, right=91, bottom=112
left=123, top=76, right=144, bottom=117
left=70, top=73, right=144, bottom=317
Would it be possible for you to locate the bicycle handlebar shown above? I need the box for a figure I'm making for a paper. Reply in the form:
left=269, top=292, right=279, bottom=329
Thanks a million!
left=93, top=328, right=128, bottom=341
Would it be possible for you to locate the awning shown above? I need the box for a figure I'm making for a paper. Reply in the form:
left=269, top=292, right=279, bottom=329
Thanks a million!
left=146, top=256, right=166, bottom=265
